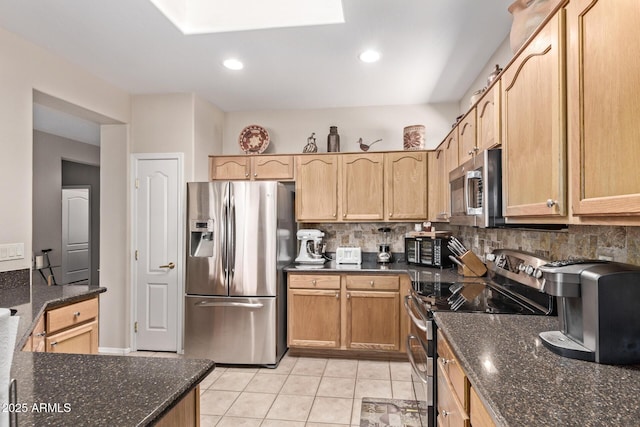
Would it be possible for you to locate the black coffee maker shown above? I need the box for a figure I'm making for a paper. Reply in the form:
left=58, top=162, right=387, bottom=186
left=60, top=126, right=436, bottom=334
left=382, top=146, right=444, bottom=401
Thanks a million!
left=538, top=260, right=640, bottom=364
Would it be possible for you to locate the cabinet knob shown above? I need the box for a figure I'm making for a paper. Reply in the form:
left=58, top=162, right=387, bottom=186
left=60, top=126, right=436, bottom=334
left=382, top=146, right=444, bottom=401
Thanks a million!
left=343, top=213, right=346, bottom=218
left=35, top=331, right=46, bottom=337
left=311, top=280, right=317, bottom=286
left=335, top=292, right=339, bottom=299
left=389, top=213, right=393, bottom=217
left=245, top=173, right=249, bottom=177
left=441, top=410, right=450, bottom=417
left=468, top=150, right=474, bottom=155
left=370, top=280, right=374, bottom=286
left=333, top=213, right=337, bottom=218
left=347, top=293, right=350, bottom=299
left=440, top=358, right=451, bottom=365
left=73, top=311, right=81, bottom=317
left=254, top=173, right=258, bottom=177
left=51, top=342, right=58, bottom=347
left=546, top=199, right=557, bottom=208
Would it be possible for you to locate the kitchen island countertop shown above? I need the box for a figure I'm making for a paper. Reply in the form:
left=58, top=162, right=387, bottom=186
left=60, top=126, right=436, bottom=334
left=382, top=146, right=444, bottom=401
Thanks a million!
left=2, top=276, right=214, bottom=426
left=434, top=311, right=640, bottom=427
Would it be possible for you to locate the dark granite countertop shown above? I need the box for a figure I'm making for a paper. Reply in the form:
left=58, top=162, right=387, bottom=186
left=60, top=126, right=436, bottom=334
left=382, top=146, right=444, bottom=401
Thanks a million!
left=10, top=351, right=214, bottom=426
left=433, top=312, right=640, bottom=427
left=1, top=273, right=215, bottom=426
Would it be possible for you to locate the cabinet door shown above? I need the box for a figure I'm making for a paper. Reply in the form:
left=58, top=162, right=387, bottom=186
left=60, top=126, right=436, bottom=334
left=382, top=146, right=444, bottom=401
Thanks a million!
left=470, top=386, right=496, bottom=427
left=428, top=149, right=447, bottom=222
left=209, top=156, right=250, bottom=180
left=346, top=290, right=399, bottom=351
left=502, top=11, right=566, bottom=217
left=442, top=131, right=459, bottom=220
left=567, top=0, right=640, bottom=216
left=341, top=153, right=384, bottom=221
left=252, top=155, right=294, bottom=181
left=437, top=362, right=471, bottom=427
left=295, top=155, right=339, bottom=221
left=477, top=82, right=501, bottom=151
left=457, top=110, right=477, bottom=163
left=288, top=288, right=341, bottom=348
left=46, top=320, right=99, bottom=354
left=385, top=152, right=428, bottom=220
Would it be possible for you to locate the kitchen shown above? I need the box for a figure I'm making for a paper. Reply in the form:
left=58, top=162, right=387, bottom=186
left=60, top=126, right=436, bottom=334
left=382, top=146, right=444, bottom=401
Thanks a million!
left=1, top=0, right=640, bottom=426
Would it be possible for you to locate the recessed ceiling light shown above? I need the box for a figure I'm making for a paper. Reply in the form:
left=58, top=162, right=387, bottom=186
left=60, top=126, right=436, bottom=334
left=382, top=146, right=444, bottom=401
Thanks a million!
left=223, top=59, right=244, bottom=70
left=359, top=50, right=381, bottom=63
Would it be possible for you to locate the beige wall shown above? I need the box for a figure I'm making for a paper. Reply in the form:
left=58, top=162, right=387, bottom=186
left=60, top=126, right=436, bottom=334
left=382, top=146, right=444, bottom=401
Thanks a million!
left=223, top=103, right=459, bottom=154
left=0, top=26, right=130, bottom=273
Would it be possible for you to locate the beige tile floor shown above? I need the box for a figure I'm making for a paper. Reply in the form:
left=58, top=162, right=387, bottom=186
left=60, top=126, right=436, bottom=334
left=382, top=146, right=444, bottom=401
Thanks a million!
left=127, top=351, right=414, bottom=427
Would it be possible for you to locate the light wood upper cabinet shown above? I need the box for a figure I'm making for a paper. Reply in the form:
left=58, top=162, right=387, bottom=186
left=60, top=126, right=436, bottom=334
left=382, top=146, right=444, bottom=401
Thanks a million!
left=385, top=151, right=428, bottom=221
left=458, top=109, right=477, bottom=163
left=341, top=153, right=384, bottom=221
left=428, top=149, right=447, bottom=222
left=502, top=10, right=567, bottom=218
left=209, top=155, right=294, bottom=181
left=295, top=155, right=339, bottom=221
left=567, top=0, right=640, bottom=217
left=477, top=81, right=501, bottom=152
left=440, top=130, right=459, bottom=221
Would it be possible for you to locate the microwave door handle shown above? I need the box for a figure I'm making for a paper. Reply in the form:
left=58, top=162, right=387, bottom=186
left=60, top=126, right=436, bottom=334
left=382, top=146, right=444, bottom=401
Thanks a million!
left=465, top=170, right=482, bottom=214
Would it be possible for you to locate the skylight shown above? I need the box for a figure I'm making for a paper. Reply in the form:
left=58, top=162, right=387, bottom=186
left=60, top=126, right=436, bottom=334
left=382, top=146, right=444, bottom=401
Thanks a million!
left=149, top=0, right=345, bottom=34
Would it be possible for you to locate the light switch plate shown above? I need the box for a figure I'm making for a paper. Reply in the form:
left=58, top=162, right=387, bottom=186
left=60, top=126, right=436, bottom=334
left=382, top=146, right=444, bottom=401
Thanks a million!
left=0, top=243, right=25, bottom=261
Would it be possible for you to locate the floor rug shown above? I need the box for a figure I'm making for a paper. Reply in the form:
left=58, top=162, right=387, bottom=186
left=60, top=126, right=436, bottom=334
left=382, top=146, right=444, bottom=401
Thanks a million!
left=359, top=397, right=427, bottom=427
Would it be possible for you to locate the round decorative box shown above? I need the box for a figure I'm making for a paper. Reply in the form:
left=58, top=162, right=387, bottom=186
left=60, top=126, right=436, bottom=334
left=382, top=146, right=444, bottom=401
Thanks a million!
left=403, top=125, right=425, bottom=150
left=238, top=125, right=270, bottom=154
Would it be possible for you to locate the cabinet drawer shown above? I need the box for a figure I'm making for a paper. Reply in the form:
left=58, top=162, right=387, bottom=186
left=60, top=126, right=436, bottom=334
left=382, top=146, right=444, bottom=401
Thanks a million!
left=346, top=275, right=399, bottom=290
left=470, top=386, right=496, bottom=427
left=289, top=274, right=341, bottom=289
left=438, top=330, right=469, bottom=411
left=47, top=297, right=99, bottom=334
left=46, top=319, right=99, bottom=354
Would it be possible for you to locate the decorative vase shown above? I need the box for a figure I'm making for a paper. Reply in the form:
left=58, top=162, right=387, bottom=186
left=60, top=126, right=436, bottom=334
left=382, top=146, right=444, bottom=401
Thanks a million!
left=327, top=126, right=340, bottom=152
left=403, top=125, right=425, bottom=150
left=508, top=0, right=562, bottom=54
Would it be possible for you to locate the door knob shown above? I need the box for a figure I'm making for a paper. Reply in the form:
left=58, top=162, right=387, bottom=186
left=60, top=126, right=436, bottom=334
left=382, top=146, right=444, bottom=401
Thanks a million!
left=159, top=262, right=175, bottom=269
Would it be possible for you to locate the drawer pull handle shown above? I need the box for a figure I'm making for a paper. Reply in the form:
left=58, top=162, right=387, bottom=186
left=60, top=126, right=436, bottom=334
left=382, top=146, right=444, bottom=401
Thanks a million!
left=73, top=311, right=81, bottom=317
left=35, top=332, right=46, bottom=337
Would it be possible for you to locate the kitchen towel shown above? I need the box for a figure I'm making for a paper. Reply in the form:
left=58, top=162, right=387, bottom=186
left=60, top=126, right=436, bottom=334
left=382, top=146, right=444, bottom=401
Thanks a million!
left=0, top=308, right=20, bottom=427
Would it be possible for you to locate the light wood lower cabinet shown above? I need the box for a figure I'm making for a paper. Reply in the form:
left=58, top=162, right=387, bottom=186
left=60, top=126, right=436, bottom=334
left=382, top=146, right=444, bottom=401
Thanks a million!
left=288, top=273, right=406, bottom=355
left=437, top=329, right=495, bottom=427
left=156, top=386, right=200, bottom=427
left=24, top=296, right=100, bottom=355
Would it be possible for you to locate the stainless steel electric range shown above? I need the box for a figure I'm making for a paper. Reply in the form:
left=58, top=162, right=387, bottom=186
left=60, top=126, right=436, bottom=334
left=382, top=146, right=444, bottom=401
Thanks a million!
left=404, top=249, right=556, bottom=427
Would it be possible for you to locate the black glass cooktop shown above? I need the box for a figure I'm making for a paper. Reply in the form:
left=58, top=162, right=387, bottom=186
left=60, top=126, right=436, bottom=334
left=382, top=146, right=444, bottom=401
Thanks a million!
left=411, top=280, right=553, bottom=315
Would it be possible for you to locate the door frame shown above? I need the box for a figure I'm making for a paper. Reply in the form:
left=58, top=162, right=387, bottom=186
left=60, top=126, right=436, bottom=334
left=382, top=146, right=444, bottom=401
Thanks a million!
left=61, top=185, right=91, bottom=285
left=130, top=152, right=185, bottom=352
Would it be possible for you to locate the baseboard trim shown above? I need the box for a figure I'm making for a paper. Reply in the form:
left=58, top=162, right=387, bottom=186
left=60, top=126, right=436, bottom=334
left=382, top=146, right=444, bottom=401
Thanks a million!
left=99, top=346, right=131, bottom=355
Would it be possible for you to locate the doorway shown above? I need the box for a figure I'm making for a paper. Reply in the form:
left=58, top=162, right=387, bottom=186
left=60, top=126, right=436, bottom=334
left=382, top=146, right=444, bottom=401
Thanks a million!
left=61, top=187, right=90, bottom=284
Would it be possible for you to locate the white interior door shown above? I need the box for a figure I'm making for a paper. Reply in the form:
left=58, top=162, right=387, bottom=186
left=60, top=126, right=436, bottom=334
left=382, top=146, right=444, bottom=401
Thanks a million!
left=133, top=155, right=182, bottom=352
left=61, top=187, right=90, bottom=284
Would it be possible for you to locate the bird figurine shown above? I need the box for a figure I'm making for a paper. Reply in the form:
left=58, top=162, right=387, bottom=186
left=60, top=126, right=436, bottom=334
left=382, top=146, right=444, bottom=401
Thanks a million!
left=303, top=132, right=318, bottom=153
left=357, top=138, right=382, bottom=151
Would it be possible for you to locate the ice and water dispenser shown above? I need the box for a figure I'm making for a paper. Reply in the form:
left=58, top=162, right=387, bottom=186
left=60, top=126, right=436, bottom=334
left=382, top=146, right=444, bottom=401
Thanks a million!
left=189, top=219, right=214, bottom=257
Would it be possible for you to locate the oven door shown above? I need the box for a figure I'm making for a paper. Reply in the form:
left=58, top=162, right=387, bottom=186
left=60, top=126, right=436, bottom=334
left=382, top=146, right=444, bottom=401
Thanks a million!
left=404, top=295, right=434, bottom=427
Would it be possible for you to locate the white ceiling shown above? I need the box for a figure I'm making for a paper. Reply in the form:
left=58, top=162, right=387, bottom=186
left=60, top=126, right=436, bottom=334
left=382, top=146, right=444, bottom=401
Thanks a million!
left=0, top=0, right=514, bottom=114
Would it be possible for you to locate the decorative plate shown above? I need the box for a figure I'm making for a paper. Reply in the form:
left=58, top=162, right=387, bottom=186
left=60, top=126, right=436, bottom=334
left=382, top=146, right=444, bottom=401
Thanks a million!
left=238, top=125, right=270, bottom=154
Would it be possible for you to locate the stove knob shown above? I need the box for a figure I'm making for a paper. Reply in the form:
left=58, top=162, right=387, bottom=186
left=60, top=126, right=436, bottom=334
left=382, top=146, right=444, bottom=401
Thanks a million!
left=525, top=265, right=535, bottom=276
left=534, top=269, right=543, bottom=279
left=518, top=263, right=526, bottom=272
left=486, top=253, right=496, bottom=262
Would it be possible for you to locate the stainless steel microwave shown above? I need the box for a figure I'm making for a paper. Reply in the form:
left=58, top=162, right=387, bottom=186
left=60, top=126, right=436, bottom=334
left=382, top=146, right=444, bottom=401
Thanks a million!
left=449, top=148, right=504, bottom=228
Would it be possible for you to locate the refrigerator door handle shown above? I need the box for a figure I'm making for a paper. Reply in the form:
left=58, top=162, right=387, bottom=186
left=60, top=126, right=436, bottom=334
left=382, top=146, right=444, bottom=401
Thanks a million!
left=195, top=301, right=264, bottom=309
left=221, top=182, right=229, bottom=283
left=229, top=185, right=236, bottom=281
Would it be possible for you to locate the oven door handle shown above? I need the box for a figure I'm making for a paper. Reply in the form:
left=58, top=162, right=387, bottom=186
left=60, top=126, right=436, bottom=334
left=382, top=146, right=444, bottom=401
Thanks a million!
left=404, top=295, right=428, bottom=333
left=406, top=334, right=431, bottom=383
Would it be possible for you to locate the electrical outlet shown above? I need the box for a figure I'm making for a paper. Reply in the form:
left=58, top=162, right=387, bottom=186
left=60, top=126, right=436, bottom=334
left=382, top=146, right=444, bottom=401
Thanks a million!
left=598, top=255, right=613, bottom=261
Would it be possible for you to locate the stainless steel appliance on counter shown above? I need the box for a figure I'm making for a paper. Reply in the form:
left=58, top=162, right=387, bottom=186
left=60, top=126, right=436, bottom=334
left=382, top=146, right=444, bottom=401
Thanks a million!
left=184, top=181, right=295, bottom=366
left=404, top=249, right=556, bottom=426
left=449, top=148, right=504, bottom=228
left=405, top=236, right=453, bottom=268
left=538, top=260, right=640, bottom=364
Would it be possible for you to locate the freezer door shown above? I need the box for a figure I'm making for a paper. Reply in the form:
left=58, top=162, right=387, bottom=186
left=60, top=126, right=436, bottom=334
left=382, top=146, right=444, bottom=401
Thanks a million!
left=186, top=182, right=227, bottom=296
left=184, top=296, right=278, bottom=365
left=228, top=181, right=279, bottom=296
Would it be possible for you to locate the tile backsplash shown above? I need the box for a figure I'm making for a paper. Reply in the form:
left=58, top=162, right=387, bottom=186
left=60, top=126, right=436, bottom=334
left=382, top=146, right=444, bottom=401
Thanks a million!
left=304, top=223, right=640, bottom=266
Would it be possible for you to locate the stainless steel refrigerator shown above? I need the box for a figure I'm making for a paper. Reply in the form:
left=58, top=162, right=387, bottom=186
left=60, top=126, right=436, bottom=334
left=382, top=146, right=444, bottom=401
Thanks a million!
left=184, top=181, right=295, bottom=366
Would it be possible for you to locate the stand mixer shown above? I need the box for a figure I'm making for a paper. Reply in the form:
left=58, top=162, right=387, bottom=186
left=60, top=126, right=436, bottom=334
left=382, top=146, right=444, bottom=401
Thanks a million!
left=295, top=229, right=326, bottom=264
